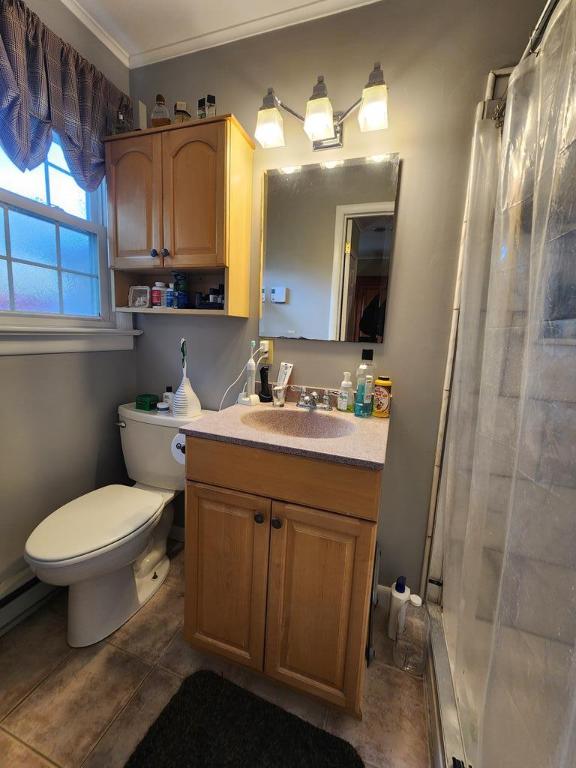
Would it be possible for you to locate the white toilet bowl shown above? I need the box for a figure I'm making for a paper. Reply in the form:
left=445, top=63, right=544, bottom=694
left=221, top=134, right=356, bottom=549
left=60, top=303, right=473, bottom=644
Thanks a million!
left=24, top=403, right=204, bottom=647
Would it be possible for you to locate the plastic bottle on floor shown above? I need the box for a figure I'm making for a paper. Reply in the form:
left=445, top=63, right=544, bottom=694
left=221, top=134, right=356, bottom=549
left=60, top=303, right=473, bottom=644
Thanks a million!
left=393, top=594, right=430, bottom=676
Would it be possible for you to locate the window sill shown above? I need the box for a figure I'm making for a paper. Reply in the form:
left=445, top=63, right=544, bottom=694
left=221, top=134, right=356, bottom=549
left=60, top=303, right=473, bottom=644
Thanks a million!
left=0, top=325, right=142, bottom=355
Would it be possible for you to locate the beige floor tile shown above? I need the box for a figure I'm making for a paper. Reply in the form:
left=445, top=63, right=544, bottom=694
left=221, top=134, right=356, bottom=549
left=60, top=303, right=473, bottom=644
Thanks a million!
left=106, top=582, right=184, bottom=663
left=82, top=668, right=181, bottom=768
left=240, top=669, right=328, bottom=728
left=158, top=629, right=248, bottom=684
left=0, top=729, right=55, bottom=768
left=325, top=663, right=429, bottom=768
left=3, top=643, right=150, bottom=768
left=0, top=602, right=71, bottom=720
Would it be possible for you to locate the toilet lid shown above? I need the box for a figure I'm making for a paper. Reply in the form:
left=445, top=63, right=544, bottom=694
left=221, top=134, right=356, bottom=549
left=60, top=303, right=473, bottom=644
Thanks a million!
left=25, top=485, right=164, bottom=562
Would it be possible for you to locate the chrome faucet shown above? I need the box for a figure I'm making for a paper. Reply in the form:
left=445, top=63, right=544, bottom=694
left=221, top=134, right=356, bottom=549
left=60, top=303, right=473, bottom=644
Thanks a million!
left=293, top=386, right=333, bottom=411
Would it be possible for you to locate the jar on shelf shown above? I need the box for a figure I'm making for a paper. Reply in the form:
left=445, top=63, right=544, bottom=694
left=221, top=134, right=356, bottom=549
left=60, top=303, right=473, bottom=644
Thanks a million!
left=151, top=94, right=171, bottom=127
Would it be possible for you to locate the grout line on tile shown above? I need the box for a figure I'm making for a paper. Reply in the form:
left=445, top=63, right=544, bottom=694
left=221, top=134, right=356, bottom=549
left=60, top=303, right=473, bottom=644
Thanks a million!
left=78, top=665, right=156, bottom=768
left=0, top=646, right=75, bottom=724
left=0, top=723, right=62, bottom=767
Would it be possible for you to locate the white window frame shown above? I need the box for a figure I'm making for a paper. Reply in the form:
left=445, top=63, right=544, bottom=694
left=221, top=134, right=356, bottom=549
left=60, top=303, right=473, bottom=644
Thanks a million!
left=0, top=164, right=140, bottom=354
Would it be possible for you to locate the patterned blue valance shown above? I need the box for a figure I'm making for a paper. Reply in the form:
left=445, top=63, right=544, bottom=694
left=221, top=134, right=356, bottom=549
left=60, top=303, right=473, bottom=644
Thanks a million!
left=0, top=0, right=131, bottom=191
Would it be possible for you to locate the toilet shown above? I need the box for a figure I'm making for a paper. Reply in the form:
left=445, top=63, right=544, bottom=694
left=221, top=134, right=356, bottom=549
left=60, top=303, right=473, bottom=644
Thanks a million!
left=25, top=402, right=199, bottom=648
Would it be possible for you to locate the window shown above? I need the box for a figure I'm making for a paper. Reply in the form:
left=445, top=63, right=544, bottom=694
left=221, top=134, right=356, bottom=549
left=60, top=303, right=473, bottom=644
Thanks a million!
left=0, top=135, right=109, bottom=322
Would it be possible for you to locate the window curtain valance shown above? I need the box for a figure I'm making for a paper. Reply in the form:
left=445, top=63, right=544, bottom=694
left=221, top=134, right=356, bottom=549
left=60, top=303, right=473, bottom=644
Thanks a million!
left=0, top=0, right=132, bottom=191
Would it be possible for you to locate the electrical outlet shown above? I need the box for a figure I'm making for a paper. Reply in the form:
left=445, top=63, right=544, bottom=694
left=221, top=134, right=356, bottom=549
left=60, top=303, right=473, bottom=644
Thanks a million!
left=260, top=339, right=274, bottom=364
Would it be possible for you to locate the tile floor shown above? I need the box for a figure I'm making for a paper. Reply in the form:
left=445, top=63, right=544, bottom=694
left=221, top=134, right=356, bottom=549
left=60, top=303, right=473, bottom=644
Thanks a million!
left=0, top=546, right=430, bottom=768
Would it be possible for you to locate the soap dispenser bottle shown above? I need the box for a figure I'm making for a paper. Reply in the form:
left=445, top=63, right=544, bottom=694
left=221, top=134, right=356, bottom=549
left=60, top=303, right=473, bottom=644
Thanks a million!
left=337, top=372, right=353, bottom=412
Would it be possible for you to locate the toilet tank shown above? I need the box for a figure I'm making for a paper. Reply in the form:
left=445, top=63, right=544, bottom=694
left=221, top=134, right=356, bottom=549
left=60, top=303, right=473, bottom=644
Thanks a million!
left=118, top=403, right=205, bottom=491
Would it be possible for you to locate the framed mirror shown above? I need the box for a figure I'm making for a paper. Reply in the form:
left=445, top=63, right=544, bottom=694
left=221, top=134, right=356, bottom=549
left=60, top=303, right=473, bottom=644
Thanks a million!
left=260, top=154, right=399, bottom=342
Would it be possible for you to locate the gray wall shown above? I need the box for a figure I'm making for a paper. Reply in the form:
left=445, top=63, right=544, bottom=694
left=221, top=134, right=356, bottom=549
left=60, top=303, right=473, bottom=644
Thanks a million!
left=0, top=2, right=133, bottom=597
left=130, top=0, right=542, bottom=589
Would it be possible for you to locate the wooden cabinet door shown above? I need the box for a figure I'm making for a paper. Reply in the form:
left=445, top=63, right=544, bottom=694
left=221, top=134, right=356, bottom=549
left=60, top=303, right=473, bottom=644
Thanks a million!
left=105, top=134, right=162, bottom=269
left=265, top=501, right=376, bottom=714
left=185, top=483, right=270, bottom=670
left=162, top=122, right=226, bottom=268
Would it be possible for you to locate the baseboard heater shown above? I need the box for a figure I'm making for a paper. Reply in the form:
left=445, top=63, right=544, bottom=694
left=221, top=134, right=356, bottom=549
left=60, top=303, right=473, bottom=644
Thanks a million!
left=0, top=576, right=55, bottom=637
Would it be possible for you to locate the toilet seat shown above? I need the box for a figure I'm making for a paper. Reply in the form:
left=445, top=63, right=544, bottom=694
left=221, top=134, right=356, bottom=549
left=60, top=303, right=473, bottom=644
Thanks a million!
left=25, top=485, right=164, bottom=564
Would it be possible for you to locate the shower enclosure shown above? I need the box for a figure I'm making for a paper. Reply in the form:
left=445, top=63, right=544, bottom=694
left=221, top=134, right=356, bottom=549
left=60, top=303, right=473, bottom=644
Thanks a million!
left=428, top=1, right=576, bottom=766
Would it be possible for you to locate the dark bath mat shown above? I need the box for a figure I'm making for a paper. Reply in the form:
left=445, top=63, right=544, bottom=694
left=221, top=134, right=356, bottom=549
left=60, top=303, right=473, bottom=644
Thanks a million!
left=125, top=669, right=364, bottom=768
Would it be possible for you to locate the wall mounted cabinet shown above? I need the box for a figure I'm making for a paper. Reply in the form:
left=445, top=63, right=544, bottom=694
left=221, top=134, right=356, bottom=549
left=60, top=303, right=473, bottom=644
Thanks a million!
left=104, top=115, right=254, bottom=317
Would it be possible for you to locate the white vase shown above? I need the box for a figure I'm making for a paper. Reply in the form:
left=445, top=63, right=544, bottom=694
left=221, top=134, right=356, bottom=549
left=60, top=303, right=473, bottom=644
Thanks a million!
left=172, top=364, right=201, bottom=418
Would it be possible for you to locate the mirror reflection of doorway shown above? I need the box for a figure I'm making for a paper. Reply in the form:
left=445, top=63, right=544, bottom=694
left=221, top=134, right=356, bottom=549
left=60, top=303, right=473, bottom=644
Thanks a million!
left=330, top=204, right=395, bottom=342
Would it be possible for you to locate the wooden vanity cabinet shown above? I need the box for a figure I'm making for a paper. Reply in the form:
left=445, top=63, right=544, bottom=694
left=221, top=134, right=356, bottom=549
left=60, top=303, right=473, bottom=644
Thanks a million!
left=185, top=441, right=381, bottom=717
left=185, top=484, right=270, bottom=670
left=265, top=501, right=376, bottom=711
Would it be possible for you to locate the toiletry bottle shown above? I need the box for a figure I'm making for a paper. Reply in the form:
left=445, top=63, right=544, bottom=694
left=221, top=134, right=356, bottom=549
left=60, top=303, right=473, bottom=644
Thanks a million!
left=354, top=350, right=375, bottom=417
left=374, top=376, right=392, bottom=418
left=388, top=576, right=411, bottom=640
left=162, top=385, right=174, bottom=410
left=151, top=282, right=166, bottom=307
left=166, top=283, right=175, bottom=308
left=337, top=372, right=353, bottom=412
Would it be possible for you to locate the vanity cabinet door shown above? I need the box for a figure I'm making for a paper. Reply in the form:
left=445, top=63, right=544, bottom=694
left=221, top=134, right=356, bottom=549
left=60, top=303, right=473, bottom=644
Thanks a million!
left=265, top=501, right=376, bottom=715
left=162, top=122, right=226, bottom=268
left=105, top=134, right=163, bottom=269
left=185, top=482, right=270, bottom=670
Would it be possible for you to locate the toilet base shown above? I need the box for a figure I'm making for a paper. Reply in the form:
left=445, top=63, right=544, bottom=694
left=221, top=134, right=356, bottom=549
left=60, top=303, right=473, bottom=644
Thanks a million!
left=67, top=555, right=170, bottom=647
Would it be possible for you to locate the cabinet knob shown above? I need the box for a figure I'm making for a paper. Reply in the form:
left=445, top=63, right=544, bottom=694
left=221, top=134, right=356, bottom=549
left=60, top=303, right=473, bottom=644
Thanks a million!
left=271, top=517, right=283, bottom=530
left=254, top=513, right=265, bottom=525
left=150, top=248, right=158, bottom=258
left=161, top=248, right=170, bottom=258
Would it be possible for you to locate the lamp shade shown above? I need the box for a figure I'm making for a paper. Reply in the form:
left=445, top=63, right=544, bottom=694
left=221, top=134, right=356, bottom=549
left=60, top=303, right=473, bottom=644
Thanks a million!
left=358, top=63, right=388, bottom=132
left=304, top=97, right=334, bottom=141
left=303, top=76, right=334, bottom=141
left=358, top=83, right=388, bottom=132
left=255, top=105, right=285, bottom=148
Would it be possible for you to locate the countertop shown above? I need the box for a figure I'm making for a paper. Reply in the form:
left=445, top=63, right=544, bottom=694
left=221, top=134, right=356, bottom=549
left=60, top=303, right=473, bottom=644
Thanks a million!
left=181, top=403, right=389, bottom=469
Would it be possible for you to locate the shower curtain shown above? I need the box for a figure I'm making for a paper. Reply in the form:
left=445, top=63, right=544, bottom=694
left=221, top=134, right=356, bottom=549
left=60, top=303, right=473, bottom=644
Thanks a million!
left=438, top=0, right=576, bottom=766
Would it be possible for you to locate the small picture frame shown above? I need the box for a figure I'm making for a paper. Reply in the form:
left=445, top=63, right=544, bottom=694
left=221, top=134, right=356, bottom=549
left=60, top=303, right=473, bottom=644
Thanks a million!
left=128, top=285, right=151, bottom=309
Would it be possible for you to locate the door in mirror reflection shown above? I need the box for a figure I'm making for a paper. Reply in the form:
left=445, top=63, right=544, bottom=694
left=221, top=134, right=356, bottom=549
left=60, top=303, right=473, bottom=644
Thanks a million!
left=260, top=155, right=399, bottom=343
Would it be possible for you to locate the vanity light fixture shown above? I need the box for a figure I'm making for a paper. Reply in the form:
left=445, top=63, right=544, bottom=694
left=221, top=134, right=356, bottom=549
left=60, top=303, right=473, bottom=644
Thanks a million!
left=321, top=160, right=345, bottom=169
left=255, top=62, right=388, bottom=151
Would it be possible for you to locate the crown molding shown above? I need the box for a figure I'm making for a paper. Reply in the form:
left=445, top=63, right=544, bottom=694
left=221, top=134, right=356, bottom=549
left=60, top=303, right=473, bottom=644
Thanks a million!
left=129, top=0, right=380, bottom=68
left=59, top=0, right=380, bottom=70
left=58, top=0, right=130, bottom=69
